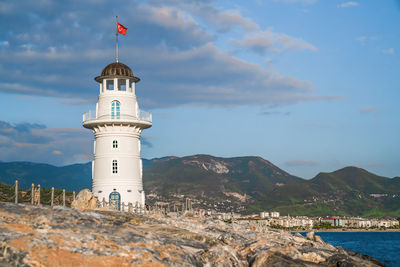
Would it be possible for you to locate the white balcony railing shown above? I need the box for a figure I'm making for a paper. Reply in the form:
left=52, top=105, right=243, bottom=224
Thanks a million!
left=83, top=110, right=152, bottom=124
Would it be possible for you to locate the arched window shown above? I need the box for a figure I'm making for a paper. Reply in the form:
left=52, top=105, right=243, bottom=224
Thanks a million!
left=112, top=160, right=118, bottom=174
left=111, top=101, right=120, bottom=119
left=113, top=140, right=118, bottom=148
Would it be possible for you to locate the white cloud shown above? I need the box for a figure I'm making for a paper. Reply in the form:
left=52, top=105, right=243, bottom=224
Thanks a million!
left=0, top=0, right=336, bottom=109
left=360, top=107, right=378, bottom=114
left=285, top=160, right=320, bottom=167
left=200, top=9, right=259, bottom=33
left=0, top=121, right=92, bottom=165
left=52, top=150, right=62, bottom=155
left=0, top=41, right=9, bottom=47
left=337, top=2, right=359, bottom=8
left=232, top=28, right=317, bottom=55
left=356, top=36, right=367, bottom=43
left=381, top=48, right=394, bottom=55
left=273, top=0, right=318, bottom=4
left=146, top=0, right=259, bottom=33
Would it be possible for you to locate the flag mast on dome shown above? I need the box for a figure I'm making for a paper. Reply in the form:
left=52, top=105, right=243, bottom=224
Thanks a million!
left=115, top=16, right=127, bottom=63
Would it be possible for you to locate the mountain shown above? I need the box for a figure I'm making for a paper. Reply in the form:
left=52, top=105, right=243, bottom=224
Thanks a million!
left=258, top=167, right=400, bottom=217
left=0, top=161, right=91, bottom=191
left=0, top=156, right=399, bottom=217
left=143, top=154, right=301, bottom=212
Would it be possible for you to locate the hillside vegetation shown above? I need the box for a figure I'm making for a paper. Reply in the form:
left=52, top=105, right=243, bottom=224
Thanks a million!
left=0, top=155, right=399, bottom=217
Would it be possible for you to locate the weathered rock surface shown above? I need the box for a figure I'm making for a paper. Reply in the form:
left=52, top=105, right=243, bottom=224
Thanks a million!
left=71, top=189, right=97, bottom=211
left=0, top=203, right=385, bottom=266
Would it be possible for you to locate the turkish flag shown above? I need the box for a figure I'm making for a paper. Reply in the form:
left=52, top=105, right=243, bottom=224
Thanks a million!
left=117, top=22, right=127, bottom=35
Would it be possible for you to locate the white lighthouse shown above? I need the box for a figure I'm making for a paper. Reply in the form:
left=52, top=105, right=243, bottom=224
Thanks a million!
left=82, top=61, right=152, bottom=208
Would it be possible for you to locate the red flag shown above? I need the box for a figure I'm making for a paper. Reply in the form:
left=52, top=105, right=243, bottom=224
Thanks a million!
left=117, top=22, right=127, bottom=35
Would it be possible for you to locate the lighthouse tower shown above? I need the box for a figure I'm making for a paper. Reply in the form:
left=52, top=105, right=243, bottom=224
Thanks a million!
left=82, top=61, right=152, bottom=207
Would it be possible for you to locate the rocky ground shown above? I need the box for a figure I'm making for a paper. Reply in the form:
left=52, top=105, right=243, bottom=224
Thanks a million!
left=0, top=202, right=384, bottom=267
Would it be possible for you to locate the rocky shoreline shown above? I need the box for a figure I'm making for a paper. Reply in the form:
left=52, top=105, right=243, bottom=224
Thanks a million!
left=291, top=228, right=400, bottom=232
left=0, top=202, right=385, bottom=266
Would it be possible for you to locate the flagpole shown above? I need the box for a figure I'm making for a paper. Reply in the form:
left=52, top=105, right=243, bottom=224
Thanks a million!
left=116, top=16, right=119, bottom=63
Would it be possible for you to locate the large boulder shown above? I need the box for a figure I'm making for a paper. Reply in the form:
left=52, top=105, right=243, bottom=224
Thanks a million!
left=71, top=189, right=98, bottom=211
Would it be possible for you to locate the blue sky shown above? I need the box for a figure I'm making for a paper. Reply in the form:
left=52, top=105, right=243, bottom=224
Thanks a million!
left=0, top=0, right=399, bottom=179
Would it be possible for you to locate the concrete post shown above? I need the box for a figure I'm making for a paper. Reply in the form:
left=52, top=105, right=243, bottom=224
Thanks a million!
left=14, top=180, right=18, bottom=204
left=31, top=183, right=34, bottom=205
left=37, top=184, right=41, bottom=205
left=73, top=191, right=76, bottom=201
left=122, top=202, right=125, bottom=212
left=102, top=197, right=106, bottom=208
left=128, top=202, right=133, bottom=213
left=62, top=189, right=66, bottom=206
left=51, top=187, right=54, bottom=206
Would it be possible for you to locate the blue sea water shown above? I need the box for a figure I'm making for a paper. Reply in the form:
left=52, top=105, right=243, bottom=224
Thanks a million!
left=302, top=232, right=400, bottom=267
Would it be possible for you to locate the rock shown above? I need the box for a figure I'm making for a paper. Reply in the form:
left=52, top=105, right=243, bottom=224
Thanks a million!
left=314, top=235, right=324, bottom=244
left=250, top=251, right=309, bottom=267
left=0, top=203, right=384, bottom=267
left=294, top=232, right=304, bottom=238
left=301, top=252, right=325, bottom=263
left=71, top=189, right=97, bottom=211
left=306, top=231, right=315, bottom=241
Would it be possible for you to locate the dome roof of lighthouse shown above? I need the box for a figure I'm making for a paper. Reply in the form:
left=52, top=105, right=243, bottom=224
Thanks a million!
left=94, top=62, right=140, bottom=83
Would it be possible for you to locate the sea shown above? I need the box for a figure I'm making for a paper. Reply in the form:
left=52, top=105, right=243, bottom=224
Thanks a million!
left=300, top=232, right=400, bottom=267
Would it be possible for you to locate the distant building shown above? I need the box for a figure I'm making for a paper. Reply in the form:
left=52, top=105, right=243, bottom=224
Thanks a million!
left=270, top=211, right=280, bottom=218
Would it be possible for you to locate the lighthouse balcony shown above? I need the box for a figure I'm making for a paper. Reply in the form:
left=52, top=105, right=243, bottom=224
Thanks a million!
left=82, top=110, right=152, bottom=126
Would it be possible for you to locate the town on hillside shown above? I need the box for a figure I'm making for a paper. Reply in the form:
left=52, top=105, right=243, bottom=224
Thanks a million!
left=211, top=211, right=400, bottom=231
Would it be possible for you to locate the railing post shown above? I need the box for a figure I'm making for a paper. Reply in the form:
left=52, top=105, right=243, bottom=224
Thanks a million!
left=102, top=197, right=106, bottom=208
left=31, top=183, right=34, bottom=205
left=14, top=180, right=18, bottom=204
left=128, top=202, right=133, bottom=213
left=37, top=184, right=41, bottom=205
left=73, top=191, right=76, bottom=201
left=51, top=187, right=54, bottom=206
left=63, top=189, right=66, bottom=206
left=121, top=202, right=125, bottom=212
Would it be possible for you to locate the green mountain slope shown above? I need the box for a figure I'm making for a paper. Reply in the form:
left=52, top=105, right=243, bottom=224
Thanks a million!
left=0, top=156, right=398, bottom=217
left=143, top=154, right=301, bottom=198
left=257, top=167, right=400, bottom=217
left=0, top=161, right=91, bottom=191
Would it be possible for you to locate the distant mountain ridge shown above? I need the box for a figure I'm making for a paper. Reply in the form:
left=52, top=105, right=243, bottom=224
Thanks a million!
left=0, top=155, right=399, bottom=217
left=0, top=161, right=91, bottom=191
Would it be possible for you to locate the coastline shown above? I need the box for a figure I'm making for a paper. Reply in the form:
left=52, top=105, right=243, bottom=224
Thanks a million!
left=292, top=228, right=400, bottom=232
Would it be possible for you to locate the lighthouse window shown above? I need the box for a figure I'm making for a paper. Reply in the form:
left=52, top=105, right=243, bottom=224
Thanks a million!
left=112, top=160, right=118, bottom=173
left=113, top=140, right=118, bottom=148
left=111, top=101, right=120, bottom=119
left=106, top=80, right=114, bottom=90
left=118, top=79, right=126, bottom=91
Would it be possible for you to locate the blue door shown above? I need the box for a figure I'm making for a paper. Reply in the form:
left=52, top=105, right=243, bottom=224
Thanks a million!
left=109, top=190, right=121, bottom=211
